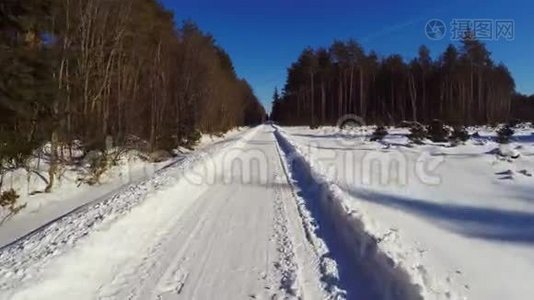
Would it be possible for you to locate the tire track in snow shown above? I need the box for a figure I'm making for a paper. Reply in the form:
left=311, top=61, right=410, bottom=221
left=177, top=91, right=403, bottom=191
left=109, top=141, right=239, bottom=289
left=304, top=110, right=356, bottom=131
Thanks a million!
left=174, top=190, right=239, bottom=299
left=100, top=126, right=289, bottom=300
left=97, top=184, right=233, bottom=299
left=273, top=130, right=347, bottom=299
left=271, top=172, right=299, bottom=298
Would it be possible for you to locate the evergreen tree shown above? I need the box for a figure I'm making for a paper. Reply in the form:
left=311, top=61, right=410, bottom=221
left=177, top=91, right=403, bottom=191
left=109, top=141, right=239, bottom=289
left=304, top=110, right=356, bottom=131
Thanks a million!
left=272, top=34, right=515, bottom=127
left=0, top=0, right=56, bottom=176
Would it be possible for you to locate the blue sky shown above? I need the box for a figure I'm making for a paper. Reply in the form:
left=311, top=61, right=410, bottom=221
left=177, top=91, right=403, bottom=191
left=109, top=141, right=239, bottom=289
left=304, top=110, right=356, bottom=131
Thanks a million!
left=163, top=0, right=534, bottom=112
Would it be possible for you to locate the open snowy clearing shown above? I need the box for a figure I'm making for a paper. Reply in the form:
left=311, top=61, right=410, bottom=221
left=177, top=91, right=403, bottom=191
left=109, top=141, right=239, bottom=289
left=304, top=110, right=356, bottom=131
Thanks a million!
left=278, top=124, right=534, bottom=300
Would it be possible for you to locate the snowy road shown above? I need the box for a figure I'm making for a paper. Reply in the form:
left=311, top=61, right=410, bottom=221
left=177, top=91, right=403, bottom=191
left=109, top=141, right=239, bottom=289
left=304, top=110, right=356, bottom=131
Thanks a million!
left=0, top=126, right=348, bottom=300
left=2, top=125, right=532, bottom=300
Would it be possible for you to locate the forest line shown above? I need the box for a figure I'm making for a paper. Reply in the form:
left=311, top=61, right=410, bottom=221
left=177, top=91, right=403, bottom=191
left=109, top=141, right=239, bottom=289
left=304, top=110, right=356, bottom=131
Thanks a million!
left=271, top=34, right=533, bottom=126
left=0, top=0, right=265, bottom=192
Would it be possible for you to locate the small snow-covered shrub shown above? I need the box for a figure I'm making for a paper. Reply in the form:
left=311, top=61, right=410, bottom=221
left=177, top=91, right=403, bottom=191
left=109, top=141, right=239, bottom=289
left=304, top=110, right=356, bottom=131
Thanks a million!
left=0, top=189, right=26, bottom=219
left=156, top=134, right=179, bottom=152
left=494, top=144, right=520, bottom=159
left=408, top=122, right=427, bottom=144
left=370, top=125, right=388, bottom=141
left=149, top=150, right=172, bottom=163
left=0, top=133, right=38, bottom=177
left=519, top=169, right=532, bottom=177
left=212, top=131, right=225, bottom=138
left=0, top=189, right=19, bottom=208
left=125, top=135, right=151, bottom=153
left=450, top=126, right=470, bottom=144
left=427, top=119, right=450, bottom=142
left=508, top=118, right=521, bottom=128
left=79, top=151, right=109, bottom=186
left=183, top=130, right=202, bottom=149
left=399, top=120, right=416, bottom=128
left=496, top=124, right=515, bottom=144
left=88, top=155, right=108, bottom=185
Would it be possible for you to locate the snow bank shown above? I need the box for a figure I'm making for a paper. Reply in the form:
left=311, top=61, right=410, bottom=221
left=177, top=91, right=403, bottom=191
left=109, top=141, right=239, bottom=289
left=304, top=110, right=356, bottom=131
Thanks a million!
left=0, top=128, right=249, bottom=247
left=273, top=125, right=423, bottom=300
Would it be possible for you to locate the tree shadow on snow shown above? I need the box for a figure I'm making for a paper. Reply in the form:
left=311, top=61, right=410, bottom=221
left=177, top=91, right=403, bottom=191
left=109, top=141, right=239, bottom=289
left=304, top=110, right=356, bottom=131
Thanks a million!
left=513, top=133, right=534, bottom=144
left=290, top=133, right=345, bottom=139
left=344, top=188, right=534, bottom=244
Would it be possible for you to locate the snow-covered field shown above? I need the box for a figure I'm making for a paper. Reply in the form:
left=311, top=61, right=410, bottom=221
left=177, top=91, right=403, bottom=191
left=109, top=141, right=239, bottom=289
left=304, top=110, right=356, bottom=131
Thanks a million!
left=1, top=124, right=533, bottom=300
left=278, top=124, right=534, bottom=300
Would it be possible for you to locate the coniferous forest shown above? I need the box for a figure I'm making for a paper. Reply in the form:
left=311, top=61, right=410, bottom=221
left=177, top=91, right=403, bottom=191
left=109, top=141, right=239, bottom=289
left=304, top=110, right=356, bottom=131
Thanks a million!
left=0, top=0, right=265, bottom=189
left=271, top=36, right=533, bottom=126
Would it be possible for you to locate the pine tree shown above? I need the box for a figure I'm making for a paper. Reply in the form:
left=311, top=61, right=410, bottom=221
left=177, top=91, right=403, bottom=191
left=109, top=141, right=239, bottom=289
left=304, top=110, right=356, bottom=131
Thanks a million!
left=0, top=0, right=57, bottom=180
left=427, top=119, right=450, bottom=142
left=272, top=35, right=515, bottom=127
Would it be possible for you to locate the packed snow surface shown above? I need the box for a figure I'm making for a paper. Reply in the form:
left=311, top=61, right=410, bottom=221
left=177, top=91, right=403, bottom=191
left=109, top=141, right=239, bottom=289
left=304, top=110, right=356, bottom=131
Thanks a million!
left=1, top=124, right=533, bottom=300
left=0, top=126, right=341, bottom=299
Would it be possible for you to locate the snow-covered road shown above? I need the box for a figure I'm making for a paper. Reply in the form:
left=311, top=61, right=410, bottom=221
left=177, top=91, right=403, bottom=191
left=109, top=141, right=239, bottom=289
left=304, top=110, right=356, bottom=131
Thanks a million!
left=0, top=126, right=353, bottom=300
left=3, top=124, right=533, bottom=300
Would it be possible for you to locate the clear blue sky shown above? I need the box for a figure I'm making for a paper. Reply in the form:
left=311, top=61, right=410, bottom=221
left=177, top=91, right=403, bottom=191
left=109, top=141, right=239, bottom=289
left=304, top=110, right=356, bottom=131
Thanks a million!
left=162, top=0, right=534, bottom=113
